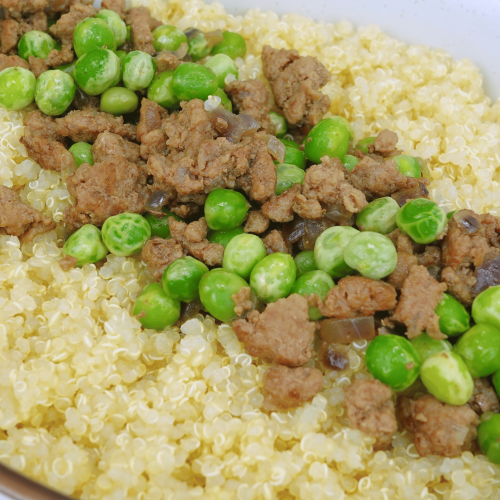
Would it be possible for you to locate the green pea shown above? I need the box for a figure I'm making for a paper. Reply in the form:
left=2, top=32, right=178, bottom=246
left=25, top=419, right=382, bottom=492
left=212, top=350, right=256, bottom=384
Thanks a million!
left=143, top=208, right=181, bottom=239
left=294, top=251, right=318, bottom=278
left=211, top=31, right=246, bottom=59
left=74, top=48, right=121, bottom=96
left=478, top=415, right=500, bottom=465
left=100, top=86, right=139, bottom=115
left=199, top=269, right=248, bottom=323
left=493, top=370, right=500, bottom=397
left=291, top=270, right=334, bottom=320
left=396, top=198, right=447, bottom=244
left=304, top=117, right=350, bottom=164
left=116, top=50, right=127, bottom=64
left=133, top=283, right=180, bottom=330
left=435, top=293, right=470, bottom=336
left=95, top=9, right=127, bottom=47
left=270, top=111, right=287, bottom=138
left=446, top=210, right=456, bottom=220
left=214, top=87, right=232, bottom=112
left=35, top=70, right=75, bottom=116
left=69, top=142, right=94, bottom=167
left=73, top=18, right=116, bottom=58
left=152, top=25, right=188, bottom=52
left=453, top=323, right=500, bottom=378
left=279, top=139, right=299, bottom=149
left=283, top=146, right=306, bottom=170
left=62, top=224, right=108, bottom=266
left=162, top=256, right=208, bottom=302
left=172, top=63, right=218, bottom=101
left=343, top=154, right=359, bottom=172
left=204, top=53, right=238, bottom=88
left=356, top=197, right=399, bottom=234
left=420, top=351, right=474, bottom=405
left=0, top=67, right=36, bottom=111
left=314, top=226, right=359, bottom=278
left=47, top=17, right=56, bottom=29
left=250, top=253, right=296, bottom=303
left=101, top=213, right=151, bottom=256
left=365, top=334, right=421, bottom=391
left=275, top=163, right=305, bottom=195
left=187, top=30, right=212, bottom=61
left=18, top=30, right=58, bottom=60
left=126, top=25, right=131, bottom=42
left=121, top=51, right=156, bottom=91
left=393, top=154, right=421, bottom=178
left=223, top=233, right=267, bottom=279
left=330, top=116, right=354, bottom=141
left=56, top=60, right=77, bottom=77
left=147, top=70, right=179, bottom=109
left=207, top=225, right=244, bottom=247
left=343, top=231, right=397, bottom=280
left=355, top=136, right=376, bottom=153
left=204, top=188, right=249, bottom=231
left=472, top=286, right=500, bottom=331
left=410, top=333, right=452, bottom=363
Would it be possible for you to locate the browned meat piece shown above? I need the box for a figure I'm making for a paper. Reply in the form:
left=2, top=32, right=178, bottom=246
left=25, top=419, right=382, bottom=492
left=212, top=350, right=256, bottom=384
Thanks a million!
left=154, top=50, right=181, bottom=73
left=263, top=229, right=290, bottom=254
left=399, top=395, right=479, bottom=457
left=141, top=237, right=184, bottom=281
left=24, top=11, right=47, bottom=32
left=1, top=0, right=48, bottom=17
left=56, top=108, right=137, bottom=143
left=468, top=378, right=500, bottom=415
left=225, top=79, right=275, bottom=134
left=59, top=254, right=78, bottom=271
left=0, top=186, right=56, bottom=243
left=101, top=0, right=125, bottom=19
left=391, top=265, right=447, bottom=339
left=345, top=379, right=397, bottom=451
left=386, top=252, right=418, bottom=290
left=28, top=55, right=48, bottom=77
left=367, top=129, right=400, bottom=158
left=417, top=245, right=441, bottom=267
left=0, top=54, right=29, bottom=71
left=312, top=276, right=397, bottom=318
left=22, top=109, right=60, bottom=139
left=292, top=194, right=324, bottom=220
left=232, top=286, right=254, bottom=317
left=232, top=294, right=316, bottom=367
left=441, top=267, right=475, bottom=306
left=46, top=44, right=74, bottom=67
left=140, top=130, right=169, bottom=160
left=125, top=7, right=161, bottom=55
left=480, top=213, right=500, bottom=248
left=92, top=131, right=140, bottom=164
left=64, top=156, right=149, bottom=229
left=50, top=3, right=96, bottom=45
left=168, top=217, right=224, bottom=267
left=261, top=184, right=301, bottom=223
left=0, top=20, right=20, bottom=54
left=71, top=87, right=100, bottom=111
left=137, top=98, right=169, bottom=142
left=262, top=45, right=330, bottom=128
left=244, top=210, right=270, bottom=234
left=263, top=365, right=323, bottom=411
left=386, top=228, right=414, bottom=254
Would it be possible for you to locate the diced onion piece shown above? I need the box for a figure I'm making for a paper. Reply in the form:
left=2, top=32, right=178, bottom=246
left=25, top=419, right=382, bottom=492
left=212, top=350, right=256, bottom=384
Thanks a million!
left=319, top=341, right=350, bottom=371
left=204, top=29, right=223, bottom=48
left=204, top=95, right=222, bottom=112
left=172, top=42, right=189, bottom=59
left=179, top=299, right=204, bottom=323
left=145, top=190, right=173, bottom=212
left=283, top=217, right=306, bottom=246
left=391, top=182, right=429, bottom=207
left=320, top=316, right=376, bottom=344
left=324, top=203, right=353, bottom=223
left=225, top=73, right=236, bottom=85
left=206, top=106, right=259, bottom=143
left=266, top=134, right=286, bottom=163
left=473, top=256, right=500, bottom=295
left=454, top=210, right=482, bottom=234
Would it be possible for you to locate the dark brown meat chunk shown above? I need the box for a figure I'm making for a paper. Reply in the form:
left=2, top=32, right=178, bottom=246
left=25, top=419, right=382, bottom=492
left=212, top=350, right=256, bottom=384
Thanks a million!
left=101, top=0, right=125, bottom=19
left=92, top=131, right=140, bottom=164
left=64, top=156, right=149, bottom=229
left=391, top=265, right=447, bottom=339
left=480, top=213, right=500, bottom=248
left=312, top=276, right=397, bottom=318
left=1, top=0, right=48, bottom=17
left=441, top=267, right=475, bottom=306
left=56, top=108, right=137, bottom=143
left=46, top=44, right=74, bottom=67
left=244, top=210, right=270, bottom=234
left=386, top=252, right=418, bottom=290
left=137, top=98, right=169, bottom=142
left=231, top=286, right=254, bottom=317
left=141, top=237, right=184, bottom=281
left=417, top=245, right=442, bottom=267
left=0, top=54, right=29, bottom=71
left=225, top=79, right=275, bottom=134
left=232, top=294, right=316, bottom=367
left=0, top=185, right=56, bottom=242
left=50, top=3, right=97, bottom=45
left=140, top=129, right=169, bottom=160
left=292, top=194, right=324, bottom=220
left=367, top=129, right=400, bottom=158
left=261, top=184, right=301, bottom=223
left=468, top=378, right=500, bottom=415
left=24, top=11, right=47, bottom=31
left=154, top=50, right=181, bottom=73
left=262, top=45, right=331, bottom=128
left=398, top=395, right=479, bottom=457
left=125, top=7, right=161, bottom=55
left=386, top=228, right=414, bottom=254
left=22, top=109, right=60, bottom=139
left=263, top=229, right=290, bottom=254
left=345, top=379, right=397, bottom=451
left=262, top=365, right=323, bottom=411
left=28, top=55, right=48, bottom=78
left=0, top=20, right=20, bottom=54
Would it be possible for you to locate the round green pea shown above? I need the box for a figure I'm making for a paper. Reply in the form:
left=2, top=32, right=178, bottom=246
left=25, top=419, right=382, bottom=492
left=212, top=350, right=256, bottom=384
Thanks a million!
left=393, top=154, right=421, bottom=178
left=410, top=333, right=452, bottom=363
left=472, top=286, right=500, bottom=331
left=152, top=25, right=187, bottom=52
left=275, top=163, right=305, bottom=195
left=294, top=251, right=318, bottom=278
left=95, top=9, right=127, bottom=47
left=162, top=256, right=208, bottom=302
left=223, top=233, right=267, bottom=279
left=330, top=116, right=354, bottom=141
left=305, top=117, right=350, bottom=164
left=365, top=334, right=421, bottom=391
left=280, top=139, right=299, bottom=149
left=199, top=269, right=248, bottom=323
left=204, top=188, right=249, bottom=231
left=478, top=415, right=500, bottom=465
left=143, top=208, right=180, bottom=239
left=283, top=146, right=306, bottom=170
left=446, top=210, right=456, bottom=220
left=69, top=142, right=94, bottom=167
left=73, top=18, right=116, bottom=58
left=101, top=213, right=151, bottom=256
left=122, top=51, right=156, bottom=91
left=35, top=70, right=76, bottom=116
left=74, top=48, right=121, bottom=96
left=343, top=154, right=360, bottom=172
left=100, top=87, right=139, bottom=115
left=493, top=370, right=500, bottom=397
left=172, top=63, right=218, bottom=101
left=420, top=350, right=474, bottom=405
left=207, top=225, right=244, bottom=247
left=18, top=30, right=58, bottom=60
left=214, top=87, right=232, bottom=112
left=204, top=53, right=238, bottom=88
left=396, top=198, right=447, bottom=244
left=454, top=323, right=500, bottom=378
left=435, top=293, right=470, bottom=336
left=0, top=67, right=36, bottom=111
left=187, top=30, right=212, bottom=61
left=133, top=283, right=180, bottom=330
left=62, top=224, right=108, bottom=266
left=147, top=70, right=179, bottom=109
left=211, top=31, right=246, bottom=59
left=250, top=252, right=296, bottom=303
left=270, top=111, right=287, bottom=138
left=314, top=226, right=359, bottom=278
left=116, top=50, right=127, bottom=64
left=355, top=136, right=376, bottom=153
left=356, top=197, right=400, bottom=234
left=291, top=270, right=334, bottom=320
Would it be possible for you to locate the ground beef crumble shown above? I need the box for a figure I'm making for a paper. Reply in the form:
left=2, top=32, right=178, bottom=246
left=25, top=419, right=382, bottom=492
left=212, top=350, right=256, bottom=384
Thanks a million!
left=468, top=378, right=500, bottom=415
left=244, top=210, right=270, bottom=234
left=141, top=237, right=184, bottom=281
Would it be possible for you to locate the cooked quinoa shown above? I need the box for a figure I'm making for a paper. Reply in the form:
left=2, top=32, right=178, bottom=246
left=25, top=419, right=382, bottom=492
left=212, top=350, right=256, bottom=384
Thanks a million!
left=0, top=0, right=500, bottom=499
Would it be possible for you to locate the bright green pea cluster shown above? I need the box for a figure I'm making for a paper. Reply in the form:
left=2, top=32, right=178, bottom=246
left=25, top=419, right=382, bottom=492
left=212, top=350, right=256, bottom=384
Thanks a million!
left=356, top=197, right=399, bottom=234
left=304, top=117, right=351, bottom=164
left=147, top=71, right=179, bottom=109
left=122, top=51, right=156, bottom=91
left=0, top=67, right=36, bottom=111
left=283, top=146, right=306, bottom=170
left=152, top=25, right=187, bottom=52
left=73, top=18, right=116, bottom=58
left=133, top=283, right=180, bottom=330
left=204, top=54, right=238, bottom=87
left=162, top=256, right=208, bottom=302
left=223, top=233, right=267, bottom=279
left=211, top=31, right=246, bottom=59
left=143, top=208, right=180, bottom=239
left=250, top=253, right=296, bottom=303
left=410, top=333, right=451, bottom=362
left=172, top=63, right=218, bottom=102
left=101, top=213, right=151, bottom=256
left=275, top=164, right=305, bottom=195
left=290, top=270, right=334, bottom=320
left=472, top=286, right=500, bottom=330
left=355, top=136, right=376, bottom=153
left=100, top=87, right=138, bottom=115
left=435, top=293, right=470, bottom=336
left=74, top=48, right=121, bottom=96
left=393, top=154, right=421, bottom=178
left=207, top=226, right=244, bottom=247
left=343, top=155, right=359, bottom=172
left=63, top=224, right=108, bottom=267
left=18, top=30, right=58, bottom=60
left=35, top=70, right=75, bottom=116
left=95, top=9, right=127, bottom=47
left=204, top=188, right=249, bottom=231
left=478, top=415, right=500, bottom=464
left=294, top=251, right=318, bottom=277
left=69, top=142, right=93, bottom=167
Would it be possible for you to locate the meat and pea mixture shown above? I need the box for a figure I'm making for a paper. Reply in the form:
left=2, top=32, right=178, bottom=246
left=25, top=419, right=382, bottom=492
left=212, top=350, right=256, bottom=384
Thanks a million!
left=1, top=0, right=500, bottom=494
